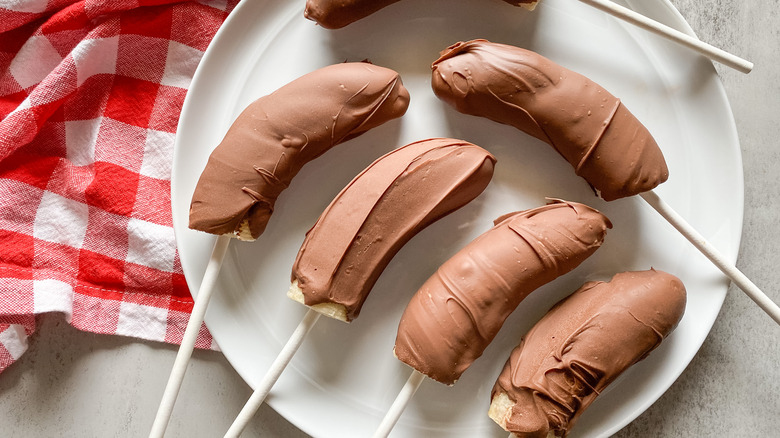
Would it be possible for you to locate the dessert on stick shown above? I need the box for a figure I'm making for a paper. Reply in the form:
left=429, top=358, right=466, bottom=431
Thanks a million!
left=224, top=138, right=496, bottom=437
left=430, top=39, right=780, bottom=325
left=189, top=62, right=410, bottom=241
left=303, top=0, right=750, bottom=72
left=490, top=269, right=687, bottom=437
left=150, top=62, right=410, bottom=438
left=431, top=39, right=668, bottom=202
left=289, top=137, right=497, bottom=322
left=374, top=200, right=612, bottom=437
left=394, top=200, right=611, bottom=385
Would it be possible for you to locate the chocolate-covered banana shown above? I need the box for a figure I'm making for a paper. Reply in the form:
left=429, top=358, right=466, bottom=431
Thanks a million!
left=189, top=62, right=410, bottom=240
left=305, top=0, right=400, bottom=29
left=431, top=40, right=668, bottom=201
left=394, top=200, right=611, bottom=385
left=304, top=0, right=537, bottom=30
left=289, top=138, right=496, bottom=322
left=490, top=269, right=686, bottom=438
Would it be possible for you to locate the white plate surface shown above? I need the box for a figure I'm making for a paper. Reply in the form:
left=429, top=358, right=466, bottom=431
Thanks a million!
left=171, top=1, right=743, bottom=437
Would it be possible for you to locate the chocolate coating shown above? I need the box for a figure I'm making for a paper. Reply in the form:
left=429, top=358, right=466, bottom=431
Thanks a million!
left=431, top=40, right=669, bottom=201
left=394, top=200, right=611, bottom=385
left=304, top=0, right=538, bottom=29
left=189, top=62, right=410, bottom=240
left=291, top=138, right=496, bottom=321
left=491, top=269, right=686, bottom=437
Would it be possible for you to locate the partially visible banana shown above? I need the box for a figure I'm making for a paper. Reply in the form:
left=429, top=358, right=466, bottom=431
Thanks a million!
left=431, top=40, right=668, bottom=201
left=304, top=0, right=538, bottom=30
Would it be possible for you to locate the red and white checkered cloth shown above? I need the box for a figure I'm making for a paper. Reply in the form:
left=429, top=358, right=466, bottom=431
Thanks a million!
left=0, top=0, right=240, bottom=373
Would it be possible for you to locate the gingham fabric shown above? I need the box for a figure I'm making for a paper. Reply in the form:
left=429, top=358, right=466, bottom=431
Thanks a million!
left=0, top=0, right=240, bottom=373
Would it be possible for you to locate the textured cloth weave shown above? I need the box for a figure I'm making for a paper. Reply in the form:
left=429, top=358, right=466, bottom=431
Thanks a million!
left=0, top=0, right=240, bottom=373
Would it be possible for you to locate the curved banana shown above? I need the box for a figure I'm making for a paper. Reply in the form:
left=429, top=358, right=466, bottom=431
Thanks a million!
left=289, top=138, right=496, bottom=322
left=189, top=62, right=410, bottom=240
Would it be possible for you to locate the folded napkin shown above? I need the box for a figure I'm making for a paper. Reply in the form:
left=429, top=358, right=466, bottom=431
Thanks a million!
left=0, top=0, right=240, bottom=373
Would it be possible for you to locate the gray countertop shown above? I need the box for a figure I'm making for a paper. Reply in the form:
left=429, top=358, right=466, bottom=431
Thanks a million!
left=1, top=0, right=778, bottom=437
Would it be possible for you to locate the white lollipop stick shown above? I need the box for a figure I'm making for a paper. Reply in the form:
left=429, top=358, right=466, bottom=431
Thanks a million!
left=150, top=234, right=232, bottom=438
left=640, top=190, right=780, bottom=325
left=372, top=370, right=426, bottom=438
left=577, top=0, right=753, bottom=74
left=224, top=308, right=322, bottom=438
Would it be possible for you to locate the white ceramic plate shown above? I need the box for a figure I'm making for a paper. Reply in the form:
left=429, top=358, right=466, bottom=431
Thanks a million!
left=171, top=0, right=743, bottom=437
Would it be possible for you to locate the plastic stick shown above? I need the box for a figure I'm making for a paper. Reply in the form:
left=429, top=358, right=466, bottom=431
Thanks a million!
left=224, top=308, right=322, bottom=438
left=371, top=370, right=426, bottom=438
left=150, top=234, right=232, bottom=438
left=641, top=190, right=780, bottom=325
left=578, top=0, right=753, bottom=73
